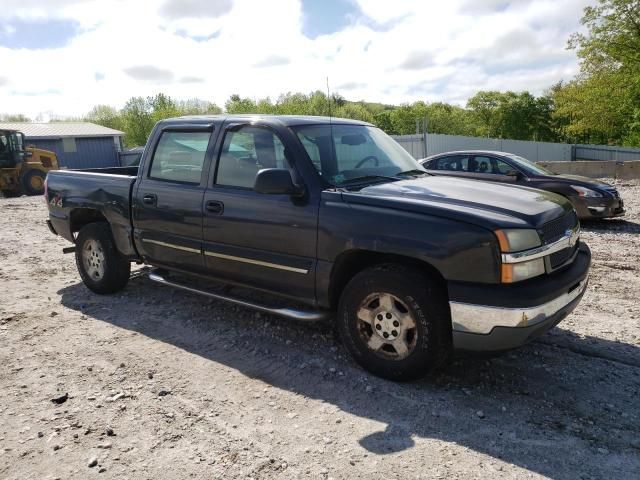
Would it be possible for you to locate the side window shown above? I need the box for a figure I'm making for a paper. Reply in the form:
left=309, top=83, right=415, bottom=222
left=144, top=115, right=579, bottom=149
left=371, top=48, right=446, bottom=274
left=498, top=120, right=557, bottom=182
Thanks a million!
left=149, top=131, right=210, bottom=184
left=470, top=156, right=511, bottom=175
left=0, top=134, right=8, bottom=164
left=216, top=126, right=288, bottom=188
left=435, top=155, right=469, bottom=171
left=434, top=157, right=450, bottom=170
left=469, top=155, right=492, bottom=174
left=491, top=157, right=514, bottom=174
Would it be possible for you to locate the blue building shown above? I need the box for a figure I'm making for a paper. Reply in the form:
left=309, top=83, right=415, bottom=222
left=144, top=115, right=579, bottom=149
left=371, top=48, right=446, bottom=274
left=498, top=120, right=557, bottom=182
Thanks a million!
left=0, top=122, right=124, bottom=169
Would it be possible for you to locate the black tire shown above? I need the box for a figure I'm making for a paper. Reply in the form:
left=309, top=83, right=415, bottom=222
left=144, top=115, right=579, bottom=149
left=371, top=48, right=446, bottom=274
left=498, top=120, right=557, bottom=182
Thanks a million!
left=20, top=169, right=46, bottom=195
left=337, top=264, right=451, bottom=381
left=75, top=223, right=131, bottom=294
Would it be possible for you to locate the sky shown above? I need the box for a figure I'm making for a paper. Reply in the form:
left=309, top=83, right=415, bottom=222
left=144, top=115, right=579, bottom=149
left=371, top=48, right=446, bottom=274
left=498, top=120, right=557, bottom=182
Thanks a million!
left=0, top=0, right=593, bottom=120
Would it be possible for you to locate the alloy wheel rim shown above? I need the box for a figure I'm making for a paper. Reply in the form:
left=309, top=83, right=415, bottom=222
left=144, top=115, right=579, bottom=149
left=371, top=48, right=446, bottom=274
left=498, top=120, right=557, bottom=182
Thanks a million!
left=82, top=239, right=105, bottom=280
left=356, top=292, right=418, bottom=360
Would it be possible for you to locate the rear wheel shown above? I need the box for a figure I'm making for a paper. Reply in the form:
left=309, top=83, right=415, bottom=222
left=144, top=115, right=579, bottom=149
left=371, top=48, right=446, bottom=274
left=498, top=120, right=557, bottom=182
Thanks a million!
left=75, top=223, right=131, bottom=294
left=20, top=169, right=46, bottom=195
left=337, top=264, right=451, bottom=381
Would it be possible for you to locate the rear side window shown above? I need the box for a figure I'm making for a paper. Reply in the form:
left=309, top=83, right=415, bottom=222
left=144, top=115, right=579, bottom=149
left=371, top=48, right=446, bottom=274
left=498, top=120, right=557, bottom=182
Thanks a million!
left=149, top=131, right=211, bottom=184
left=433, top=155, right=469, bottom=171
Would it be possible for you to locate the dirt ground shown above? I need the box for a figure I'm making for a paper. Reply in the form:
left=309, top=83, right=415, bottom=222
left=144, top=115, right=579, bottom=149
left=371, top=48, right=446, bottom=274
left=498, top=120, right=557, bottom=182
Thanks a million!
left=1, top=181, right=639, bottom=480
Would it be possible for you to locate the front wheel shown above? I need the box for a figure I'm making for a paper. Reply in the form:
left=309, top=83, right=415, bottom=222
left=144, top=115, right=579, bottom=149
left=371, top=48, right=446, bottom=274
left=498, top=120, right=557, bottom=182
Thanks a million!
left=337, top=264, right=451, bottom=381
left=75, top=223, right=131, bottom=294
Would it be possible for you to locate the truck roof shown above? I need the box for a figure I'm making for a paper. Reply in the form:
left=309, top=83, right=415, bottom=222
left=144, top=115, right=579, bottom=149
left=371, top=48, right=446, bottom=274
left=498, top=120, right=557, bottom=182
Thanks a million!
left=159, top=114, right=373, bottom=128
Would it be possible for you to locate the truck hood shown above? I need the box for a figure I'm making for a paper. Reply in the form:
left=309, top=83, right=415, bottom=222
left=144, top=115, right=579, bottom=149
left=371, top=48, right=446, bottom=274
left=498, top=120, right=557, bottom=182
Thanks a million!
left=343, top=176, right=572, bottom=229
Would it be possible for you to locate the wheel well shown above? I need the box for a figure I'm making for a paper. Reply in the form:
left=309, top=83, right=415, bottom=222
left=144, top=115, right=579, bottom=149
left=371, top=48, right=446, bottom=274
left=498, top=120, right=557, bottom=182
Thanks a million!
left=70, top=209, right=107, bottom=235
left=328, top=250, right=447, bottom=309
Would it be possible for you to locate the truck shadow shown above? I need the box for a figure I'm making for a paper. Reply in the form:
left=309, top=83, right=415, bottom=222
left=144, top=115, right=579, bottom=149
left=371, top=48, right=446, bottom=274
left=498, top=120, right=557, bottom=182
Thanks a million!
left=57, top=276, right=640, bottom=479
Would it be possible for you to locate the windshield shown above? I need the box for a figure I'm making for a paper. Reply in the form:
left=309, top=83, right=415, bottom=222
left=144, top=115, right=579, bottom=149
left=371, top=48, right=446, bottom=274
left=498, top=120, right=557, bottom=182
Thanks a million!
left=0, top=132, right=21, bottom=150
left=0, top=132, right=23, bottom=165
left=507, top=154, right=555, bottom=176
left=293, top=124, right=422, bottom=186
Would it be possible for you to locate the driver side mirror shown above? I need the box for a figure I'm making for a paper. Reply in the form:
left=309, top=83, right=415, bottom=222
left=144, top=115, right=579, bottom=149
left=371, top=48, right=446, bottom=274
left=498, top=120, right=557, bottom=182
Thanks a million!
left=254, top=168, right=304, bottom=197
left=505, top=170, right=521, bottom=180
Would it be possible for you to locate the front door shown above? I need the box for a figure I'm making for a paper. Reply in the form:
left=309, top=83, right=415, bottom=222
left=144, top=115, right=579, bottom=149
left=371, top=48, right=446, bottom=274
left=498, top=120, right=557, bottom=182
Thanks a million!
left=202, top=123, right=318, bottom=302
left=133, top=127, right=214, bottom=273
left=466, top=155, right=521, bottom=183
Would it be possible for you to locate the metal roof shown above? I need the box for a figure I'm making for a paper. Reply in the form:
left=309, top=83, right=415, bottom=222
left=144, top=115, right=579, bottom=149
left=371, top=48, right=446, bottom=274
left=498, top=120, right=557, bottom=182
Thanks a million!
left=0, top=122, right=124, bottom=139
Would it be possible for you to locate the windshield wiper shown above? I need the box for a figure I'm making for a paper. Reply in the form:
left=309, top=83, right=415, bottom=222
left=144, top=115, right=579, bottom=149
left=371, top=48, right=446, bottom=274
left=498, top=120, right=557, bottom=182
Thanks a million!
left=396, top=169, right=430, bottom=177
left=337, top=174, right=401, bottom=187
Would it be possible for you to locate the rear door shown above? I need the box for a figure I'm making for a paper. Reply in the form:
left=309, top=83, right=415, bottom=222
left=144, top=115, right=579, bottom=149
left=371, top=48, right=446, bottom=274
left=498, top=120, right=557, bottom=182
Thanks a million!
left=201, top=122, right=318, bottom=301
left=132, top=125, right=216, bottom=273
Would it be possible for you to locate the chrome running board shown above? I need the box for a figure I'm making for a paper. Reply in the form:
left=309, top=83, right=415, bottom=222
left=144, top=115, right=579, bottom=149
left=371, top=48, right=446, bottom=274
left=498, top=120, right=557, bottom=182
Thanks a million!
left=148, top=270, right=330, bottom=322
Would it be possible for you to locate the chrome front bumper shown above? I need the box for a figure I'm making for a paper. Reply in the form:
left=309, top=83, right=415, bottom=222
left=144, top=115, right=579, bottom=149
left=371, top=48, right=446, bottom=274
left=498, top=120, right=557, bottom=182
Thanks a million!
left=450, top=276, right=588, bottom=335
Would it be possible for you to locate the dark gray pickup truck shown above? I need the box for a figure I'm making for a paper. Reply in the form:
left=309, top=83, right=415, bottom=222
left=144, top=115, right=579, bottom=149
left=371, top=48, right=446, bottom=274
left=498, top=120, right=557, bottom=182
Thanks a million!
left=45, top=115, right=591, bottom=380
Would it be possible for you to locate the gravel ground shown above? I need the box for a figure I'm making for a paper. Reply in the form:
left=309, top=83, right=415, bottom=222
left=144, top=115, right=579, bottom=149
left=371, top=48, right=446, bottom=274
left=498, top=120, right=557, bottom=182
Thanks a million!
left=1, top=181, right=639, bottom=480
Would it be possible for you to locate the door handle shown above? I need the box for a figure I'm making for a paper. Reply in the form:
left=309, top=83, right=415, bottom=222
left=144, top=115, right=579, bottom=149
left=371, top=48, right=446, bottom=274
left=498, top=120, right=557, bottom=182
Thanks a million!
left=206, top=200, right=224, bottom=214
left=142, top=194, right=157, bottom=205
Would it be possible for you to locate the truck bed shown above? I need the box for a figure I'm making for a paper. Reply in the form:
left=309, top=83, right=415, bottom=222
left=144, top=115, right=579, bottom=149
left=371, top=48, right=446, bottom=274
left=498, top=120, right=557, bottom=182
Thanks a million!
left=46, top=169, right=137, bottom=256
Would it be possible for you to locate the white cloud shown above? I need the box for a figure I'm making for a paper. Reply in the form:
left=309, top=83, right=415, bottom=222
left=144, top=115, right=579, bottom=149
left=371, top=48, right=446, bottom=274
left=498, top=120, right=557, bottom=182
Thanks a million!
left=0, top=0, right=593, bottom=118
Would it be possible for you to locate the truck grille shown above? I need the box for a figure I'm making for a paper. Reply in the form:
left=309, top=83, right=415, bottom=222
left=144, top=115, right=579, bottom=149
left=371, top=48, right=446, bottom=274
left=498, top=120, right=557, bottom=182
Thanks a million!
left=549, top=243, right=578, bottom=269
left=539, top=211, right=578, bottom=245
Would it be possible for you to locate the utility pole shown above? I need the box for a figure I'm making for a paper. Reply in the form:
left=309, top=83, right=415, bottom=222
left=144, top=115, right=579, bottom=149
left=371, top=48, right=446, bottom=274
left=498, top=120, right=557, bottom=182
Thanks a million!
left=420, top=115, right=429, bottom=158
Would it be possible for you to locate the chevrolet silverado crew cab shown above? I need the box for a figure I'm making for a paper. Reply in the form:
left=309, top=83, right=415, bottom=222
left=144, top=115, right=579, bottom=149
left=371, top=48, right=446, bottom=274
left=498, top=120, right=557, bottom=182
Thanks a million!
left=45, top=115, right=591, bottom=380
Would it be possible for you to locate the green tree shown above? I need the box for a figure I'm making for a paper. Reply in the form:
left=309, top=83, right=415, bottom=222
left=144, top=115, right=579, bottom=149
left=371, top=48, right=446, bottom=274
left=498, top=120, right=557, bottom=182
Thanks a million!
left=335, top=103, right=374, bottom=123
left=467, top=91, right=557, bottom=141
left=225, top=94, right=258, bottom=113
left=425, top=102, right=478, bottom=136
left=0, top=113, right=31, bottom=122
left=560, top=0, right=640, bottom=145
left=373, top=110, right=394, bottom=133
left=121, top=96, right=154, bottom=147
left=466, top=91, right=504, bottom=137
left=569, top=0, right=640, bottom=75
left=553, top=73, right=633, bottom=144
left=176, top=98, right=222, bottom=115
left=85, top=105, right=123, bottom=131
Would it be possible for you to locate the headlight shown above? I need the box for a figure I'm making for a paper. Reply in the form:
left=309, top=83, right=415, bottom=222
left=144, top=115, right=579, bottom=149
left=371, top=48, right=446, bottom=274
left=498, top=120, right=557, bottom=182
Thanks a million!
left=501, top=258, right=545, bottom=283
left=570, top=185, right=603, bottom=198
left=494, top=229, right=541, bottom=252
left=495, top=229, right=544, bottom=283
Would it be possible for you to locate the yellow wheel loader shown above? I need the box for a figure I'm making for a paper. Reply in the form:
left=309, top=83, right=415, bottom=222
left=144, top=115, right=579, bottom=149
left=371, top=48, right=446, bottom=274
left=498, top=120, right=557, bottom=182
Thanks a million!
left=0, top=129, right=59, bottom=196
